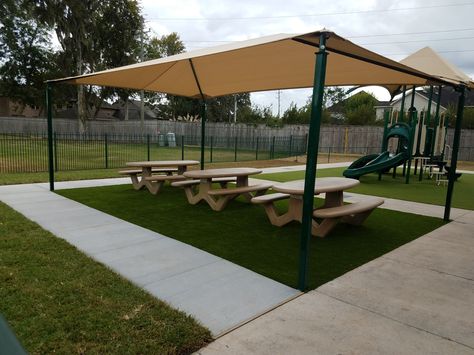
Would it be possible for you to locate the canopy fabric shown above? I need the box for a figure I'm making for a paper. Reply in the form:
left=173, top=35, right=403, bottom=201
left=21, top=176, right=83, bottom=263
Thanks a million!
left=383, top=46, right=473, bottom=98
left=49, top=30, right=451, bottom=98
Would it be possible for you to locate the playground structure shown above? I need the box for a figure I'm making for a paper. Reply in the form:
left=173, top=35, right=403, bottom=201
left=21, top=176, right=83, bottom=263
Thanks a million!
left=343, top=86, right=453, bottom=182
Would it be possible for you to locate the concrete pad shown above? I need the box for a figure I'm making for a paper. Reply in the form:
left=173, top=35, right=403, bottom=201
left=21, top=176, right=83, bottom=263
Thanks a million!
left=318, top=258, right=474, bottom=348
left=29, top=208, right=122, bottom=234
left=455, top=211, right=474, bottom=225
left=63, top=222, right=161, bottom=254
left=198, top=292, right=472, bottom=355
left=426, top=222, right=474, bottom=248
left=102, top=240, right=219, bottom=284
left=162, top=266, right=298, bottom=336
left=383, top=234, right=474, bottom=280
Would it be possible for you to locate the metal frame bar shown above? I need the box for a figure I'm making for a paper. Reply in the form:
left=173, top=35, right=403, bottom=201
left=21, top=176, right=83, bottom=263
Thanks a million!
left=444, top=86, right=466, bottom=221
left=298, top=32, right=329, bottom=291
left=46, top=83, right=55, bottom=191
left=189, top=59, right=207, bottom=169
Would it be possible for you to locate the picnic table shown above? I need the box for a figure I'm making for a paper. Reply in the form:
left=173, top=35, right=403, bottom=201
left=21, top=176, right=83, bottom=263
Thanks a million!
left=252, top=177, right=383, bottom=237
left=173, top=167, right=272, bottom=211
left=122, top=160, right=199, bottom=194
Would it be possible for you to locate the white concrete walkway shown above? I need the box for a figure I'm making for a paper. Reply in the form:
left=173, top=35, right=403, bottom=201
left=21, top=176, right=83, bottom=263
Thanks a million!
left=199, top=211, right=474, bottom=354
left=0, top=183, right=299, bottom=337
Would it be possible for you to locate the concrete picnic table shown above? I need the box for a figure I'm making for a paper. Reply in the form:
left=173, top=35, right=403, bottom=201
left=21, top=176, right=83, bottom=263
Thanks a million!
left=174, top=167, right=272, bottom=211
left=252, top=177, right=383, bottom=237
left=123, top=160, right=199, bottom=194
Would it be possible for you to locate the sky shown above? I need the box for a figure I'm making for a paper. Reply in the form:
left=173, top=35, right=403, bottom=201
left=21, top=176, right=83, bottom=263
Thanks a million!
left=140, top=0, right=474, bottom=114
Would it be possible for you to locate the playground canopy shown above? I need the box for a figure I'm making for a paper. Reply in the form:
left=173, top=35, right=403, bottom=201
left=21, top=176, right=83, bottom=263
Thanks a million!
left=384, top=46, right=474, bottom=97
left=50, top=30, right=452, bottom=98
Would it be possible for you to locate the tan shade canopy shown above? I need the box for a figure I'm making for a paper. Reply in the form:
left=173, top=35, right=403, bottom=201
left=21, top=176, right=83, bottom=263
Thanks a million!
left=383, top=46, right=473, bottom=97
left=49, top=30, right=451, bottom=98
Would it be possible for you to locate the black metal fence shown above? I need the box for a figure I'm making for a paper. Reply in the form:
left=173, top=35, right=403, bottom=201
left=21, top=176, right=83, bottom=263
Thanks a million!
left=0, top=133, right=308, bottom=173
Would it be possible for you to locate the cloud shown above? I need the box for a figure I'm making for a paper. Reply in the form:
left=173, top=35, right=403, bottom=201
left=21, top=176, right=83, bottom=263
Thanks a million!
left=141, top=0, right=474, bottom=112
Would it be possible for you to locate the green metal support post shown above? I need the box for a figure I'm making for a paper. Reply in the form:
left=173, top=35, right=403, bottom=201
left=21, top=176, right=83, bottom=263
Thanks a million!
left=444, top=86, right=466, bottom=221
left=46, top=83, right=55, bottom=191
left=298, top=32, right=328, bottom=291
left=379, top=110, right=390, bottom=181
left=405, top=108, right=418, bottom=184
left=423, top=86, right=434, bottom=156
left=400, top=85, right=407, bottom=122
left=431, top=86, right=442, bottom=161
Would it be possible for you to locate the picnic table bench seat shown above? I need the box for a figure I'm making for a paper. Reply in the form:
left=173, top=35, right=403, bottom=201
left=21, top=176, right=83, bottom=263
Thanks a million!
left=207, top=183, right=272, bottom=196
left=251, top=192, right=291, bottom=204
left=312, top=197, right=384, bottom=237
left=171, top=177, right=237, bottom=188
left=118, top=168, right=178, bottom=175
left=144, top=175, right=186, bottom=182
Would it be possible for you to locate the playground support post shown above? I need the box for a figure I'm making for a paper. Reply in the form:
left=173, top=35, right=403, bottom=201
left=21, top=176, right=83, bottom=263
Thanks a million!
left=444, top=86, right=466, bottom=221
left=298, top=32, right=328, bottom=291
left=431, top=86, right=442, bottom=160
left=400, top=85, right=407, bottom=121
left=379, top=110, right=391, bottom=181
left=46, top=83, right=54, bottom=191
left=405, top=108, right=417, bottom=184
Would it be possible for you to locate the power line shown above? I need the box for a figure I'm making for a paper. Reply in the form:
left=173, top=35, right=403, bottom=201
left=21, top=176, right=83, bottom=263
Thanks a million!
left=178, top=28, right=474, bottom=44
left=145, top=2, right=474, bottom=21
left=359, top=36, right=474, bottom=46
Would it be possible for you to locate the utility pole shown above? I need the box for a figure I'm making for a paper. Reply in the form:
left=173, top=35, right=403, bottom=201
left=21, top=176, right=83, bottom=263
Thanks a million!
left=234, top=94, right=237, bottom=123
left=277, top=90, right=281, bottom=118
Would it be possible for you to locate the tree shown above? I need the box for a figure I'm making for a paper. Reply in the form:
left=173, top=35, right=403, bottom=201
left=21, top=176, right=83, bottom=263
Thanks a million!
left=34, top=0, right=143, bottom=132
left=323, top=87, right=348, bottom=109
left=0, top=1, right=58, bottom=113
left=344, top=91, right=378, bottom=125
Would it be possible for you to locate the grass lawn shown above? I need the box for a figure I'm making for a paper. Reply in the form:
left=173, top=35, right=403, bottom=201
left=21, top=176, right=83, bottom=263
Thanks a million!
left=58, top=184, right=445, bottom=290
left=0, top=202, right=211, bottom=354
left=257, top=167, right=474, bottom=210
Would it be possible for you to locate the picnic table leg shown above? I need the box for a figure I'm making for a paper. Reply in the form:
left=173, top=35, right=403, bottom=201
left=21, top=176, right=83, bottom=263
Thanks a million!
left=177, top=165, right=187, bottom=175
left=130, top=173, right=145, bottom=190
left=236, top=175, right=254, bottom=201
left=323, top=191, right=343, bottom=208
left=262, top=195, right=303, bottom=227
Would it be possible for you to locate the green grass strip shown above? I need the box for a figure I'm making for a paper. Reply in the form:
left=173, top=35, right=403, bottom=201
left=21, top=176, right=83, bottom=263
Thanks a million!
left=257, top=168, right=474, bottom=210
left=0, top=202, right=211, bottom=354
left=58, top=185, right=445, bottom=291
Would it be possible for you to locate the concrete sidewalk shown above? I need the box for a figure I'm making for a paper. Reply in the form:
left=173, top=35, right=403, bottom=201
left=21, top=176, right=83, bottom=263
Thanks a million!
left=0, top=183, right=299, bottom=337
left=198, top=211, right=474, bottom=354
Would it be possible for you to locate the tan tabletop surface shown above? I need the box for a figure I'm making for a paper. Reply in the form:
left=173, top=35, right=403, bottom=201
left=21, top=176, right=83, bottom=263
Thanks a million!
left=184, top=168, right=262, bottom=179
left=126, top=160, right=199, bottom=167
left=272, top=177, right=359, bottom=195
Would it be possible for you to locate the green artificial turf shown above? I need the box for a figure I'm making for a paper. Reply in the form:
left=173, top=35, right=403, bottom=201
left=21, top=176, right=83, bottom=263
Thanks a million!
left=257, top=167, right=474, bottom=210
left=58, top=184, right=445, bottom=290
left=0, top=202, right=211, bottom=354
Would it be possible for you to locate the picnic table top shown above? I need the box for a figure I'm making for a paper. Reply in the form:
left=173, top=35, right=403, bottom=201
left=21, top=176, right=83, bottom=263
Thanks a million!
left=126, top=160, right=199, bottom=168
left=272, top=177, right=359, bottom=195
left=183, top=167, right=262, bottom=179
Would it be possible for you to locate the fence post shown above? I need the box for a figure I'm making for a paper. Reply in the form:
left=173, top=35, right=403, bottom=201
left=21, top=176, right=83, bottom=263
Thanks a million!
left=181, top=135, right=184, bottom=160
left=104, top=134, right=109, bottom=169
left=271, top=136, right=276, bottom=159
left=256, top=137, right=259, bottom=160
left=234, top=136, right=238, bottom=162
left=328, top=146, right=331, bottom=163
left=210, top=136, right=213, bottom=163
left=289, top=135, right=293, bottom=158
left=53, top=132, right=58, bottom=172
left=147, top=134, right=150, bottom=161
